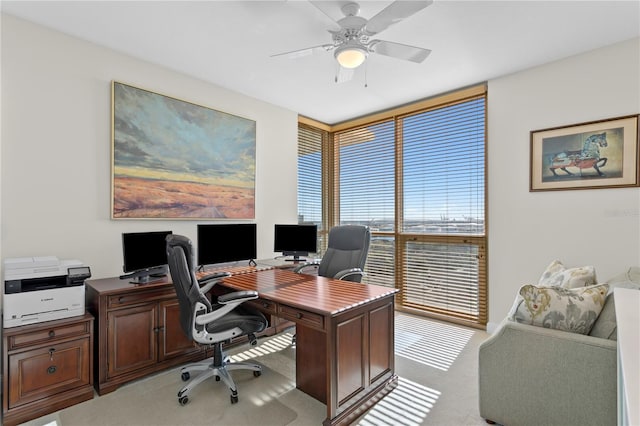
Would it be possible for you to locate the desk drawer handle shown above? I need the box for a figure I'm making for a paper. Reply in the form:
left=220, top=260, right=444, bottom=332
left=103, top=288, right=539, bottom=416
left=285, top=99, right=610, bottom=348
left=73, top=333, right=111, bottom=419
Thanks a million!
left=296, top=313, right=303, bottom=319
left=48, top=330, right=55, bottom=338
left=47, top=365, right=57, bottom=375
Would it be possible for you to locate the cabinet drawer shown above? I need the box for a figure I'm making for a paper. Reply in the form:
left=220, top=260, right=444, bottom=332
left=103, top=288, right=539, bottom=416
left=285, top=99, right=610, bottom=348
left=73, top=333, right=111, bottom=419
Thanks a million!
left=8, top=321, right=90, bottom=351
left=8, top=337, right=91, bottom=409
left=279, top=305, right=324, bottom=330
left=247, top=298, right=277, bottom=315
left=108, top=288, right=174, bottom=308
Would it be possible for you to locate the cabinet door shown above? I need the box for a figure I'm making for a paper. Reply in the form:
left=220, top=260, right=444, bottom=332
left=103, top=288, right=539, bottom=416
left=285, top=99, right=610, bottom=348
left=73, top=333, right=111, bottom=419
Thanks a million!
left=107, top=304, right=157, bottom=378
left=158, top=300, right=200, bottom=361
left=7, top=337, right=91, bottom=409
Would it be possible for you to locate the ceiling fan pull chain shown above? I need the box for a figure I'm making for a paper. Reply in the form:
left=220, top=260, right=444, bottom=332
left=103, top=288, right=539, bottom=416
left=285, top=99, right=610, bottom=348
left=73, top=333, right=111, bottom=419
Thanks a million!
left=364, top=61, right=368, bottom=88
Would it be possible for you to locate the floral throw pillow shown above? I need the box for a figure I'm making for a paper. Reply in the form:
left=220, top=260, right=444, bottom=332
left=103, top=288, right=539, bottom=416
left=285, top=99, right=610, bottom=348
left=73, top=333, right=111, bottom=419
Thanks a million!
left=510, top=283, right=609, bottom=335
left=538, top=260, right=597, bottom=289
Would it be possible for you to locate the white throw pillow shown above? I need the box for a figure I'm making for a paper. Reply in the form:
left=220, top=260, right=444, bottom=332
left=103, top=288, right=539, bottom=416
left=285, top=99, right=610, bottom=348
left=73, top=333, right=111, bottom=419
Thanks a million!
left=538, top=260, right=597, bottom=289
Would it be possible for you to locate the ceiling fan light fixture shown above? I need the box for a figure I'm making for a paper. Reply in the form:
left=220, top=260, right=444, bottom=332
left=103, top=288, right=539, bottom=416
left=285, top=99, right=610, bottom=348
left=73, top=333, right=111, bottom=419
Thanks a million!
left=335, top=44, right=368, bottom=69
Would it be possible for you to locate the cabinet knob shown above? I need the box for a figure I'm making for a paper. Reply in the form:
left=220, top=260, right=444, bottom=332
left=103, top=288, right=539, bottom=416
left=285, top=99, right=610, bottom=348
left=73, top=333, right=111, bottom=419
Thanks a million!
left=49, top=330, right=55, bottom=338
left=296, top=313, right=303, bottom=319
left=47, top=365, right=57, bottom=375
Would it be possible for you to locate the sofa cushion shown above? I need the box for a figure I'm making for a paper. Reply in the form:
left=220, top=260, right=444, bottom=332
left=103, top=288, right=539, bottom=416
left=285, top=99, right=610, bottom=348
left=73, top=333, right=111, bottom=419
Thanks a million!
left=510, top=283, right=608, bottom=334
left=589, top=267, right=640, bottom=340
left=538, top=260, right=597, bottom=289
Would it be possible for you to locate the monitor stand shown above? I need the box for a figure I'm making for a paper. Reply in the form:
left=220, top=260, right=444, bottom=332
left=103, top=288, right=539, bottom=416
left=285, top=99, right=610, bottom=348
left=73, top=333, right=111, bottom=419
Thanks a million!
left=129, top=274, right=164, bottom=285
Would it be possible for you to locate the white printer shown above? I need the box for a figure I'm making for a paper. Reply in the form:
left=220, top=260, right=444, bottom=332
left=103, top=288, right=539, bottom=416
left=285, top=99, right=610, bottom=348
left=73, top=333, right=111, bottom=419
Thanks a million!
left=3, top=256, right=90, bottom=328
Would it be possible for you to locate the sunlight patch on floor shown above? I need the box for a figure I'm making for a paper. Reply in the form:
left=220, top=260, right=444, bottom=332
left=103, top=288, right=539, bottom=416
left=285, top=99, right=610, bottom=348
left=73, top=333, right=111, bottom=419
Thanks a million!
left=229, top=332, right=293, bottom=362
left=395, top=314, right=475, bottom=371
left=356, top=377, right=441, bottom=426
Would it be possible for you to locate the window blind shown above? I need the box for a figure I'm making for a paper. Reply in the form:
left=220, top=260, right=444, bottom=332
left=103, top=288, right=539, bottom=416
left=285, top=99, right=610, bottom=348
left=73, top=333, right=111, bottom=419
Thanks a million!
left=298, top=124, right=324, bottom=226
left=399, top=96, right=486, bottom=324
left=335, top=120, right=395, bottom=230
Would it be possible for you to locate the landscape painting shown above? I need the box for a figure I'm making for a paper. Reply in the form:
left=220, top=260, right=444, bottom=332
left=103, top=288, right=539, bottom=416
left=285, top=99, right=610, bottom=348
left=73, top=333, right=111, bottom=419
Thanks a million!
left=111, top=81, right=256, bottom=219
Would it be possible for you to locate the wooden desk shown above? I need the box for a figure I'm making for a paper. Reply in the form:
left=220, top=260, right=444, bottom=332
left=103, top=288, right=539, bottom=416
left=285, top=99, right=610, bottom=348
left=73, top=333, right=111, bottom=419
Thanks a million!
left=87, top=267, right=398, bottom=426
left=220, top=269, right=399, bottom=426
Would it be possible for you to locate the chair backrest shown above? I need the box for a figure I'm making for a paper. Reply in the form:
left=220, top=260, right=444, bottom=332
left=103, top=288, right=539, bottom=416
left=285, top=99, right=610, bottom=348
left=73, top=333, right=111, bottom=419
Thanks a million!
left=318, top=225, right=371, bottom=282
left=166, top=234, right=212, bottom=339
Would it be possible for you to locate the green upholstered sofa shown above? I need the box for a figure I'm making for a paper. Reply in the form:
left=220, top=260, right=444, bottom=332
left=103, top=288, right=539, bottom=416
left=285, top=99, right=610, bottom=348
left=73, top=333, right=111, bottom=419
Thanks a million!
left=478, top=267, right=640, bottom=426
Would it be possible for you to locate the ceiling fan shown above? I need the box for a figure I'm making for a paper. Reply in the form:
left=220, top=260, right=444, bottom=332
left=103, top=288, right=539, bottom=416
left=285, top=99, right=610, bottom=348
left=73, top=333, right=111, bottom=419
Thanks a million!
left=272, top=0, right=433, bottom=82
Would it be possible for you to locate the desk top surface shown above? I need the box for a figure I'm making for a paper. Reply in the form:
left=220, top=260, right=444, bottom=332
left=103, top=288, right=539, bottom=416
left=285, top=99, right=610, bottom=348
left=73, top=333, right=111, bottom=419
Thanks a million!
left=86, top=268, right=397, bottom=316
left=221, top=269, right=397, bottom=315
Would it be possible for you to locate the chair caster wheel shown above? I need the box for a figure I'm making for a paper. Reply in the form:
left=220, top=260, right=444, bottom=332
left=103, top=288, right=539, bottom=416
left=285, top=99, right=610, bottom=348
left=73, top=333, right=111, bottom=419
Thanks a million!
left=230, top=395, right=238, bottom=404
left=179, top=396, right=189, bottom=406
left=253, top=370, right=261, bottom=377
left=215, top=375, right=221, bottom=381
left=181, top=372, right=190, bottom=381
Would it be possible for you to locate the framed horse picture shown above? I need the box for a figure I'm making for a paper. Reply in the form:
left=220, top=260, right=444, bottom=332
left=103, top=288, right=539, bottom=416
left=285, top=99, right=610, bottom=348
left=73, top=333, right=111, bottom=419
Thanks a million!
left=530, top=114, right=639, bottom=191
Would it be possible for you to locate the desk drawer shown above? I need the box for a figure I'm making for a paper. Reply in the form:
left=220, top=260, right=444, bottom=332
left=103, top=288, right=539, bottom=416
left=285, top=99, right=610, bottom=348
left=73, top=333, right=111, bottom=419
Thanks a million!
left=108, top=288, right=174, bottom=308
left=8, top=322, right=90, bottom=351
left=248, top=299, right=277, bottom=315
left=279, top=305, right=324, bottom=331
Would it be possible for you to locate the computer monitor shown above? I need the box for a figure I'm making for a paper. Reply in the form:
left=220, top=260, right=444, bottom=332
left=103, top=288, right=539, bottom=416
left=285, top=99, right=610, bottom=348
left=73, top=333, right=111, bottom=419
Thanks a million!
left=197, top=223, right=257, bottom=268
left=121, top=230, right=172, bottom=284
left=274, top=224, right=318, bottom=261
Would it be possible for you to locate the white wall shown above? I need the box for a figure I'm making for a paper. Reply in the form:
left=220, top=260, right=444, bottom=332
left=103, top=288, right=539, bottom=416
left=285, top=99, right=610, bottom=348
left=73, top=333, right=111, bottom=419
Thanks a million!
left=0, top=15, right=299, bottom=287
left=487, top=37, right=640, bottom=329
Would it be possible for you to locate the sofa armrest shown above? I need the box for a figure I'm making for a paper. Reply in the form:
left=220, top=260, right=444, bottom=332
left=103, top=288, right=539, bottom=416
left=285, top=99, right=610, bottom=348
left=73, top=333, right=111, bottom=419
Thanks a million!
left=479, top=319, right=617, bottom=426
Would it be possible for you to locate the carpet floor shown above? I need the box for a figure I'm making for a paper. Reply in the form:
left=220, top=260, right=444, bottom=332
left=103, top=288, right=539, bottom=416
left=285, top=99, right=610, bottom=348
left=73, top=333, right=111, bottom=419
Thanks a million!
left=20, top=313, right=489, bottom=426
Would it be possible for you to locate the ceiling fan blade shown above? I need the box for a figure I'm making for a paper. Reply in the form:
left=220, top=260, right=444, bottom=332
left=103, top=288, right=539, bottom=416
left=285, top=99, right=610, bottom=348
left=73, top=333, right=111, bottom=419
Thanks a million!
left=364, top=0, right=433, bottom=36
left=308, top=1, right=343, bottom=30
left=271, top=44, right=334, bottom=59
left=335, top=66, right=355, bottom=84
left=371, top=40, right=431, bottom=63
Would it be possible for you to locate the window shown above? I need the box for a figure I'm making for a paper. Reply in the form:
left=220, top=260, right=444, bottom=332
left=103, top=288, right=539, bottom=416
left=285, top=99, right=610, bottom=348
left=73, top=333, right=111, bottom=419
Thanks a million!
left=399, top=97, right=486, bottom=324
left=298, top=85, right=487, bottom=327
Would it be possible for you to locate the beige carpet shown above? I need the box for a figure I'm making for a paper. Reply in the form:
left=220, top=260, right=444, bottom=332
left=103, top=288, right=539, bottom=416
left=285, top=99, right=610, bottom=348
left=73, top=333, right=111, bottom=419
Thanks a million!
left=20, top=314, right=490, bottom=426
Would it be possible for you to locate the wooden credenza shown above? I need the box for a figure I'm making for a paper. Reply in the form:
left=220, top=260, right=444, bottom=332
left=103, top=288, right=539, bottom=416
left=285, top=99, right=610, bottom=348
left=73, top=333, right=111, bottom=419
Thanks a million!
left=2, top=314, right=95, bottom=426
left=85, top=277, right=208, bottom=395
left=85, top=270, right=285, bottom=395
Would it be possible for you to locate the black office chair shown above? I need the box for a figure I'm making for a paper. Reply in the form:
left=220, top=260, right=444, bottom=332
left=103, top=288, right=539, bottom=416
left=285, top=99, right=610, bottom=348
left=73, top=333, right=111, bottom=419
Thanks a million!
left=293, top=224, right=371, bottom=283
left=166, top=234, right=267, bottom=406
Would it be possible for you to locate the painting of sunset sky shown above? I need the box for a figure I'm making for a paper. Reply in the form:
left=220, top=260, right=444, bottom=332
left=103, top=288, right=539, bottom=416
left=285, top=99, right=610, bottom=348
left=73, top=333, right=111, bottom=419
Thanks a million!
left=111, top=82, right=255, bottom=219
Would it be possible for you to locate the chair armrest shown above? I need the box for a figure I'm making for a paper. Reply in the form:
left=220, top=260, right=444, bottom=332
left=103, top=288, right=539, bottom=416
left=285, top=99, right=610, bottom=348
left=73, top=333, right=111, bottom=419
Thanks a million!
left=194, top=290, right=258, bottom=325
left=198, top=272, right=231, bottom=294
left=292, top=261, right=320, bottom=274
left=217, top=290, right=258, bottom=304
left=334, top=268, right=365, bottom=281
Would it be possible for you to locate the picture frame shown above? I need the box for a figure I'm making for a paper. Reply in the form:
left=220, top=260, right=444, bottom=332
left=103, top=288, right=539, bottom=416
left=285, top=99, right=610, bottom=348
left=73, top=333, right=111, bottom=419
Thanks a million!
left=530, top=114, right=639, bottom=191
left=111, top=81, right=256, bottom=219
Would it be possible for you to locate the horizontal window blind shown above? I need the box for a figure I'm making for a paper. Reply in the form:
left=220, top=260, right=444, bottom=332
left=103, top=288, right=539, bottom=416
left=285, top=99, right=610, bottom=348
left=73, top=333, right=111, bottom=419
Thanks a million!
left=335, top=120, right=395, bottom=231
left=402, top=239, right=486, bottom=322
left=402, top=98, right=485, bottom=233
left=362, top=236, right=395, bottom=288
left=298, top=124, right=323, bottom=227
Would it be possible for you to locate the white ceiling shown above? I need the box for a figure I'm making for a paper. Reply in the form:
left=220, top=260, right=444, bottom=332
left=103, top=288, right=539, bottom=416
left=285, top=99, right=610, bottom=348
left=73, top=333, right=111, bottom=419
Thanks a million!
left=2, top=1, right=639, bottom=124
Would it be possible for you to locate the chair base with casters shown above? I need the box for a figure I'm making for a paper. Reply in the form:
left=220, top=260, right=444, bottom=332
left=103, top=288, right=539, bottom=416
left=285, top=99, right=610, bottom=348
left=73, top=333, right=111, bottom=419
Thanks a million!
left=177, top=333, right=262, bottom=405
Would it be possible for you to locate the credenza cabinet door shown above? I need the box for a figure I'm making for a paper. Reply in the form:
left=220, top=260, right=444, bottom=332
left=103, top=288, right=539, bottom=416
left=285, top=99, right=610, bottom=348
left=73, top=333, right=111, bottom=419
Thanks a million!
left=7, top=338, right=91, bottom=409
left=107, top=303, right=158, bottom=378
left=159, top=299, right=200, bottom=361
